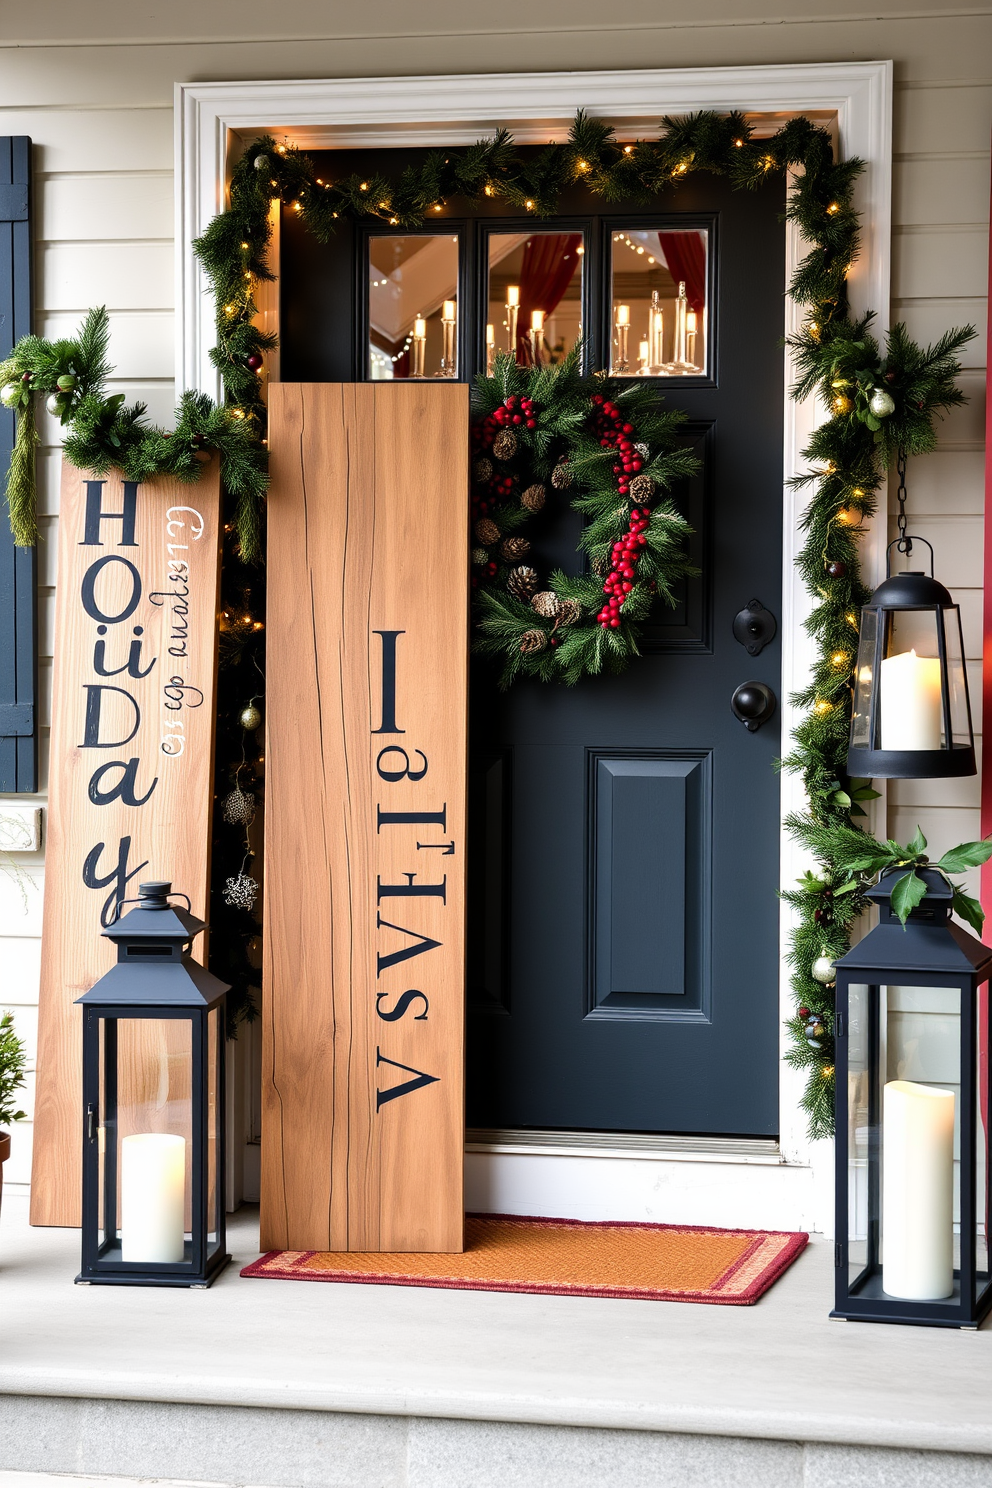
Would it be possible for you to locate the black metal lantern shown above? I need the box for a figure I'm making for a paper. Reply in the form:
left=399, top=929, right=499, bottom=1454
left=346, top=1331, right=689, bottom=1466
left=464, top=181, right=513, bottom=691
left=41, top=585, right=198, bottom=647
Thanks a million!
left=847, top=539, right=976, bottom=780
left=75, top=881, right=230, bottom=1288
left=833, top=868, right=992, bottom=1327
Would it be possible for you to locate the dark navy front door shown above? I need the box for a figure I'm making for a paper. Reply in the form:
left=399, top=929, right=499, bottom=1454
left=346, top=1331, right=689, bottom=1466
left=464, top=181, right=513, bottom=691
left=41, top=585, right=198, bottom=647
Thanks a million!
left=466, top=175, right=785, bottom=1138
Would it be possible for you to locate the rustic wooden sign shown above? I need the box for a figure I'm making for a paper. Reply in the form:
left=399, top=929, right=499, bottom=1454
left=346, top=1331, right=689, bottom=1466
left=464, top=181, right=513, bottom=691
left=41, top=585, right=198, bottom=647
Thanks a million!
left=31, top=461, right=222, bottom=1227
left=262, top=383, right=468, bottom=1253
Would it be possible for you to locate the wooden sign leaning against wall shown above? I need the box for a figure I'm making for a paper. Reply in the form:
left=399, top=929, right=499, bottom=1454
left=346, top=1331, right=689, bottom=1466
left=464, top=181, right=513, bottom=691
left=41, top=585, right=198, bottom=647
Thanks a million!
left=31, top=461, right=222, bottom=1227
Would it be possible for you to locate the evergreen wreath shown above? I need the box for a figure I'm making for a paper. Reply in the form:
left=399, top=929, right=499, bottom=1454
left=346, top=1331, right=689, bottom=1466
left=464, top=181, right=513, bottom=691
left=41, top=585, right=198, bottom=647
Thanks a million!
left=0, top=109, right=979, bottom=1119
left=470, top=352, right=698, bottom=686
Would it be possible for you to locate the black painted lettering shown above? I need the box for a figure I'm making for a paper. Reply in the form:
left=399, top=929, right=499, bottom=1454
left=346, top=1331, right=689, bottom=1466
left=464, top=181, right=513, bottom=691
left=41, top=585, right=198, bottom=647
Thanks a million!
left=81, top=554, right=142, bottom=625
left=93, top=625, right=156, bottom=680
left=377, top=873, right=446, bottom=904
left=377, top=805, right=447, bottom=833
left=79, top=685, right=140, bottom=749
left=376, top=990, right=429, bottom=1022
left=375, top=1048, right=439, bottom=1110
left=82, top=836, right=149, bottom=927
left=79, top=479, right=138, bottom=547
left=376, top=746, right=428, bottom=783
left=371, top=629, right=405, bottom=735
left=376, top=914, right=442, bottom=976
left=87, top=757, right=159, bottom=808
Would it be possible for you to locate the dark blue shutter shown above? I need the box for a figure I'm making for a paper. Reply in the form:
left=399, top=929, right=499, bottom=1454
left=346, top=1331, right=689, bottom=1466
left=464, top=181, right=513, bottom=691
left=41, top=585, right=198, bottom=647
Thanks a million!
left=0, top=136, right=36, bottom=792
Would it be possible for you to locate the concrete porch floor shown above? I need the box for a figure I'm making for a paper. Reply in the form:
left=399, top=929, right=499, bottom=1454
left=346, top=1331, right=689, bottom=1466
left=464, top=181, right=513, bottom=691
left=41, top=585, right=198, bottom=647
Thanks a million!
left=3, top=1194, right=992, bottom=1488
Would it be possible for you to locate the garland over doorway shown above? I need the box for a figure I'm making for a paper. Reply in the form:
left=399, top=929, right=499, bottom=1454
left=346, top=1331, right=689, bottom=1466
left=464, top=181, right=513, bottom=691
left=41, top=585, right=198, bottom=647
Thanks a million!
left=1, top=110, right=975, bottom=1132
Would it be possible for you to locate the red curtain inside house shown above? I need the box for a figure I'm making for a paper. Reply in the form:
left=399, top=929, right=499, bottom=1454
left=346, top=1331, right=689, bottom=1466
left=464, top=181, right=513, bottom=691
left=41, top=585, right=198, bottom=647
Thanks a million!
left=517, top=233, right=583, bottom=362
left=657, top=230, right=706, bottom=313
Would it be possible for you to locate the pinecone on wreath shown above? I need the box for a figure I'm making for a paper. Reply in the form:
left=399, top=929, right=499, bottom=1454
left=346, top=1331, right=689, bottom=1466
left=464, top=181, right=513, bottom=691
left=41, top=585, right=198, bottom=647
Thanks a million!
left=471, top=547, right=489, bottom=566
left=519, top=629, right=547, bottom=654
left=629, top=472, right=656, bottom=503
left=557, top=599, right=582, bottom=627
left=508, top=565, right=538, bottom=600
left=473, top=456, right=493, bottom=482
left=501, top=536, right=530, bottom=561
left=521, top=483, right=546, bottom=512
left=492, top=429, right=518, bottom=461
left=550, top=462, right=573, bottom=490
left=474, top=517, right=500, bottom=545
left=531, top=590, right=563, bottom=620
left=591, top=554, right=609, bottom=576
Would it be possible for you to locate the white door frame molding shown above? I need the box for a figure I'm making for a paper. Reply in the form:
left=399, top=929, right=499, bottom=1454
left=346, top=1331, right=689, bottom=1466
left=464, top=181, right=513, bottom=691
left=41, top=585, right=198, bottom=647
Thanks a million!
left=176, top=61, right=892, bottom=1233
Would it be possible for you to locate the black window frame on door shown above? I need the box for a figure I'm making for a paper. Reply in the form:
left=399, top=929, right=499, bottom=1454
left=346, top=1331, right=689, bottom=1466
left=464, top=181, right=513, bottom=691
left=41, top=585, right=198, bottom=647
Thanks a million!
left=350, top=208, right=719, bottom=388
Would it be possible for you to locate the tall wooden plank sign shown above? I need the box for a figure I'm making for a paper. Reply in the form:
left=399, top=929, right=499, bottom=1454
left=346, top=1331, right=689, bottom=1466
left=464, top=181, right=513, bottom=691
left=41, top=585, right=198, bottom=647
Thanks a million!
left=31, top=462, right=222, bottom=1226
left=262, top=384, right=468, bottom=1253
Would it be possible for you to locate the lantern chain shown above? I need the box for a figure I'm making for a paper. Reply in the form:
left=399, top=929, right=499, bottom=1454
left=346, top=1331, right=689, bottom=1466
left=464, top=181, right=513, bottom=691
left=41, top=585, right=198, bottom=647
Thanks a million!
left=895, top=447, right=911, bottom=555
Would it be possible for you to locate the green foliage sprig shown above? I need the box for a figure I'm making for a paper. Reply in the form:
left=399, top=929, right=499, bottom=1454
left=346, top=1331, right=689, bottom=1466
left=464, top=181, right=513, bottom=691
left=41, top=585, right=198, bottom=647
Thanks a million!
left=0, top=309, right=268, bottom=561
left=0, top=1010, right=28, bottom=1129
left=470, top=352, right=698, bottom=686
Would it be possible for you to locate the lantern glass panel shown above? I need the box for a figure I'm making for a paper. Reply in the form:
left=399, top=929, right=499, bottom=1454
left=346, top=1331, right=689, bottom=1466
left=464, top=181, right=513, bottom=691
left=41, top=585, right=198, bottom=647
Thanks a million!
left=846, top=983, right=876, bottom=1292
left=99, top=1016, right=193, bottom=1266
left=850, top=609, right=879, bottom=749
left=941, top=608, right=972, bottom=748
left=880, top=609, right=944, bottom=753
left=207, top=1005, right=221, bottom=1252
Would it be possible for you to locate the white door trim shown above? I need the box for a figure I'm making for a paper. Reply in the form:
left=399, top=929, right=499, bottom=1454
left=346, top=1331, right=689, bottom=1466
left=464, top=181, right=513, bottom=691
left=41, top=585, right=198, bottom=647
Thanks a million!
left=176, top=61, right=892, bottom=1233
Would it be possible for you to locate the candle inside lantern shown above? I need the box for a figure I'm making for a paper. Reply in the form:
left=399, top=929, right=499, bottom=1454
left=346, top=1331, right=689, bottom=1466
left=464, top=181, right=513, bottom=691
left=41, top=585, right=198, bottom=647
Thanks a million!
left=531, top=309, right=545, bottom=332
left=883, top=1080, right=955, bottom=1300
left=880, top=648, right=942, bottom=751
left=121, top=1132, right=186, bottom=1263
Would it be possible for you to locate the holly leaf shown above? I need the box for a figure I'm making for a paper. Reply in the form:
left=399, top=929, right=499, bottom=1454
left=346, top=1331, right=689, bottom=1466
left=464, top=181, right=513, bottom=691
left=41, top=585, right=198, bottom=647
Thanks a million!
left=952, top=888, right=985, bottom=936
left=936, top=840, right=992, bottom=873
left=844, top=853, right=895, bottom=875
left=850, top=785, right=881, bottom=802
left=906, top=826, right=927, bottom=857
left=832, top=879, right=858, bottom=897
left=890, top=868, right=928, bottom=926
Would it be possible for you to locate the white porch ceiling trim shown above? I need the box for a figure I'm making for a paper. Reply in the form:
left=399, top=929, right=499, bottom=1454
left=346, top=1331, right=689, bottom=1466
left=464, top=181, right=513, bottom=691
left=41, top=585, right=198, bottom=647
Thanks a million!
left=176, top=61, right=892, bottom=1233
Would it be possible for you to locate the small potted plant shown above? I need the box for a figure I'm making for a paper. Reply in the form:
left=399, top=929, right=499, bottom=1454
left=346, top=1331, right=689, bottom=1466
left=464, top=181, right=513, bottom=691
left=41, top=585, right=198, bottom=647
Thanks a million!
left=0, top=1010, right=27, bottom=1215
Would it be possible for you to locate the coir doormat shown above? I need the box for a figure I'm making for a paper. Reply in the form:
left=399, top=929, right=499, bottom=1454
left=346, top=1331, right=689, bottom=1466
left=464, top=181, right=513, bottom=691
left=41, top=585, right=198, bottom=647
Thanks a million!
left=241, top=1214, right=808, bottom=1304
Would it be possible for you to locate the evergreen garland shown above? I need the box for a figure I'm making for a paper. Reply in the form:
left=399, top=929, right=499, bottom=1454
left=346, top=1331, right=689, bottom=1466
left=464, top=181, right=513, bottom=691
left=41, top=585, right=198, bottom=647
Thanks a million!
left=1, top=110, right=978, bottom=1123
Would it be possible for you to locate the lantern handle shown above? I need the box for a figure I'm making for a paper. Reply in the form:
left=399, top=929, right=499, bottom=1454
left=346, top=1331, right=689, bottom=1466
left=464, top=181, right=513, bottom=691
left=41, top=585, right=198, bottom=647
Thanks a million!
left=885, top=536, right=934, bottom=578
left=106, top=888, right=193, bottom=923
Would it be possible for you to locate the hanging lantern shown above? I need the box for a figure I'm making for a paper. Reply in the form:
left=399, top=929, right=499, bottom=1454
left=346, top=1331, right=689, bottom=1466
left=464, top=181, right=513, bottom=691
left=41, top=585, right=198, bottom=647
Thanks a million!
left=832, top=868, right=992, bottom=1328
left=75, top=881, right=230, bottom=1288
left=848, top=539, right=976, bottom=779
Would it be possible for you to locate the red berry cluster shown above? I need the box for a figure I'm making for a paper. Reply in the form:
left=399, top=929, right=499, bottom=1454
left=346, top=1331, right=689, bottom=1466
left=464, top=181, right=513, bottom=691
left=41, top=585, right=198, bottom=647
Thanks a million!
left=492, top=394, right=537, bottom=432
left=597, top=508, right=650, bottom=628
left=588, top=394, right=651, bottom=630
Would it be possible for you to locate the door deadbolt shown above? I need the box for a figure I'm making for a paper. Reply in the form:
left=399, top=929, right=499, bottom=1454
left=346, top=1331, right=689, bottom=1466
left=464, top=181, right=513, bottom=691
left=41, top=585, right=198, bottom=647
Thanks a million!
left=733, top=599, right=777, bottom=657
left=731, top=681, right=777, bottom=732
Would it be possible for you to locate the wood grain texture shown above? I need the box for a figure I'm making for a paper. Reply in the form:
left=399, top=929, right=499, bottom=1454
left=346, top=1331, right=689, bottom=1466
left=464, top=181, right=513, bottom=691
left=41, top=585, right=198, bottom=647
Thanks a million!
left=31, top=461, right=222, bottom=1226
left=262, top=384, right=468, bottom=1253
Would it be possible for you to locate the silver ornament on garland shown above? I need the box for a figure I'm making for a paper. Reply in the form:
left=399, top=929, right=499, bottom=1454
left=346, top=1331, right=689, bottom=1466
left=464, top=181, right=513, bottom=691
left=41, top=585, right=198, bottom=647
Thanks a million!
left=223, top=872, right=259, bottom=911
left=222, top=787, right=256, bottom=826
left=805, top=1013, right=827, bottom=1048
left=0, top=382, right=20, bottom=409
left=45, top=393, right=62, bottom=416
left=869, top=388, right=895, bottom=418
left=811, top=951, right=836, bottom=985
left=239, top=703, right=262, bottom=731
left=253, top=154, right=270, bottom=172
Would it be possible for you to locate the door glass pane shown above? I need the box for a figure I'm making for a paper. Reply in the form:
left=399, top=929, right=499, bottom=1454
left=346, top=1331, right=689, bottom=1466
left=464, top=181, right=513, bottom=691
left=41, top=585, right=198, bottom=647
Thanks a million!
left=610, top=227, right=707, bottom=376
left=102, top=1017, right=193, bottom=1265
left=367, top=233, right=460, bottom=379
left=487, top=231, right=583, bottom=366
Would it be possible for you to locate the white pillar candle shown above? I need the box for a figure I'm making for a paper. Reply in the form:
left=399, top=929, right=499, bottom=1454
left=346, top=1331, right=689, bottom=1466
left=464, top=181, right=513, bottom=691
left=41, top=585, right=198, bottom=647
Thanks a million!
left=442, top=299, right=456, bottom=322
left=121, top=1132, right=186, bottom=1263
left=531, top=309, right=545, bottom=332
left=413, top=316, right=426, bottom=339
left=616, top=303, right=630, bottom=327
left=883, top=1080, right=955, bottom=1300
left=486, top=323, right=495, bottom=345
left=880, top=648, right=942, bottom=751
left=507, top=285, right=520, bottom=308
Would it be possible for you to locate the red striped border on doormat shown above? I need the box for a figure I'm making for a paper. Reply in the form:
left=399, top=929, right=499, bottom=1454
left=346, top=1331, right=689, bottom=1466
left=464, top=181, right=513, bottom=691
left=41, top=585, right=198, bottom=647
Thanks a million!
left=241, top=1213, right=809, bottom=1304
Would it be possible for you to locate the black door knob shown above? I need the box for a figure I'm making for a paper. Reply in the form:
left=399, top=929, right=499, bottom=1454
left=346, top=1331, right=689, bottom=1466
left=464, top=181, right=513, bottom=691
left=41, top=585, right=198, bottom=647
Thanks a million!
left=731, top=680, right=776, bottom=732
